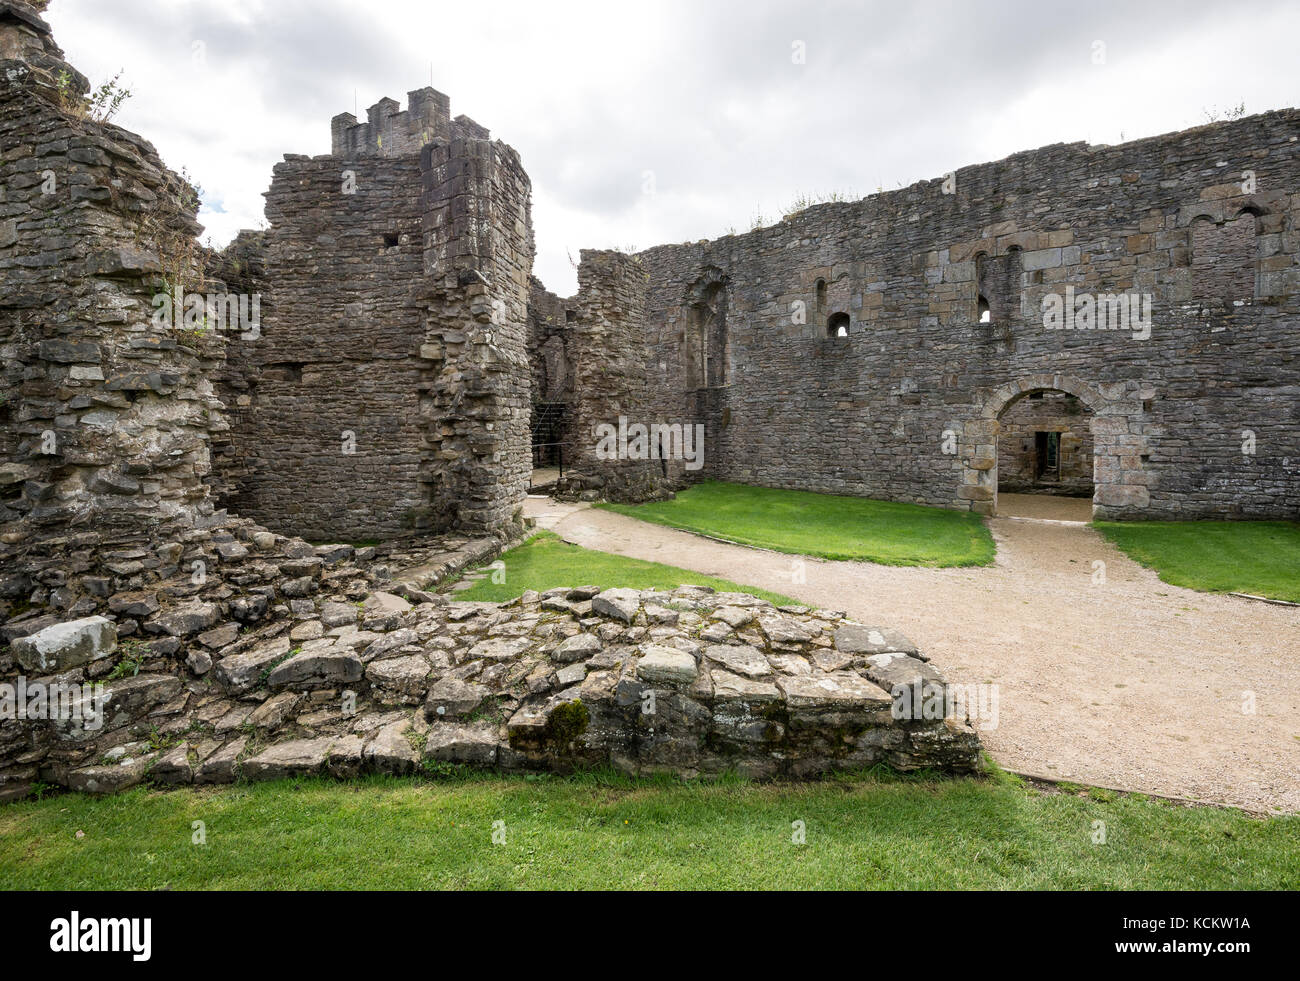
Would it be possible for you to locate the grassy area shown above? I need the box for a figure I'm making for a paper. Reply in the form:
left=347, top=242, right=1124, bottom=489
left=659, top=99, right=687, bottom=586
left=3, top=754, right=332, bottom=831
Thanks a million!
left=452, top=530, right=798, bottom=605
left=1095, top=520, right=1300, bottom=603
left=0, top=767, right=1294, bottom=890
left=598, top=481, right=996, bottom=566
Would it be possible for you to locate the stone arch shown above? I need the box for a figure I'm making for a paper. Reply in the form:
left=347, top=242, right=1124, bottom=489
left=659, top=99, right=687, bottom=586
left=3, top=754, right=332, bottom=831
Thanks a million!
left=957, top=374, right=1149, bottom=519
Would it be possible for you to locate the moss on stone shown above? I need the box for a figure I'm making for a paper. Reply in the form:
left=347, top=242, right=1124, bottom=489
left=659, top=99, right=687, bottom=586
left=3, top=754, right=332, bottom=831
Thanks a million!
left=546, top=699, right=589, bottom=744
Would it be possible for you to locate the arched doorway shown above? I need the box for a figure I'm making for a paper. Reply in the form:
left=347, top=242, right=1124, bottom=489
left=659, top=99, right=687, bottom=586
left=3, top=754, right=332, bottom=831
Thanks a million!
left=994, top=389, right=1095, bottom=519
left=958, top=374, right=1147, bottom=519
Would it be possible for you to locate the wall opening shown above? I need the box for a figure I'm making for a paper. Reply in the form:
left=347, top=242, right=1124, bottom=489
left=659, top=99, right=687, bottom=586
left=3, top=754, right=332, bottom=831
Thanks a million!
left=686, top=276, right=728, bottom=388
left=975, top=248, right=1023, bottom=322
left=996, top=390, right=1095, bottom=507
left=827, top=312, right=850, bottom=337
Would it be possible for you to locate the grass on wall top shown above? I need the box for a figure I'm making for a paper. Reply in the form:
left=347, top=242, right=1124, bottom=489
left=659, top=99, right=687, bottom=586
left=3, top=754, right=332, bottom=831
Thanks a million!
left=451, top=530, right=799, bottom=606
left=597, top=481, right=996, bottom=567
left=1095, top=519, right=1300, bottom=603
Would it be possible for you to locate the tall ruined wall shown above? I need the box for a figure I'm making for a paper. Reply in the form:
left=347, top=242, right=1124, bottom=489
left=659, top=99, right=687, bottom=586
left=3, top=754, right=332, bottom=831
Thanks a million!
left=223, top=151, right=427, bottom=540
left=0, top=1, right=227, bottom=550
left=558, top=250, right=676, bottom=502
left=638, top=109, right=1300, bottom=519
left=219, top=89, right=532, bottom=541
left=417, top=120, right=532, bottom=535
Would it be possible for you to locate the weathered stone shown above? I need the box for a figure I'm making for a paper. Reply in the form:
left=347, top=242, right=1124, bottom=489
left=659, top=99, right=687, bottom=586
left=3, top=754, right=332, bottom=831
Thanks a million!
left=711, top=669, right=781, bottom=702
left=592, top=588, right=640, bottom=623
left=636, top=644, right=698, bottom=685
left=214, top=636, right=291, bottom=693
left=834, top=624, right=919, bottom=656
left=150, top=742, right=193, bottom=785
left=425, top=723, right=499, bottom=765
left=67, top=758, right=151, bottom=794
left=11, top=616, right=116, bottom=672
left=552, top=632, right=601, bottom=663
left=555, top=662, right=587, bottom=687
left=107, top=591, right=159, bottom=617
left=243, top=737, right=335, bottom=781
left=289, top=620, right=324, bottom=643
left=267, top=646, right=363, bottom=689
left=777, top=673, right=893, bottom=710
left=366, top=655, right=430, bottom=701
left=320, top=602, right=359, bottom=629
left=364, top=722, right=419, bottom=774
left=247, top=691, right=300, bottom=730
left=147, top=601, right=219, bottom=638
left=466, top=636, right=532, bottom=662
left=860, top=652, right=946, bottom=693
left=713, top=606, right=754, bottom=629
left=195, top=737, right=246, bottom=784
left=425, top=677, right=490, bottom=719
left=703, top=643, right=770, bottom=678
left=186, top=649, right=213, bottom=675
left=198, top=622, right=240, bottom=649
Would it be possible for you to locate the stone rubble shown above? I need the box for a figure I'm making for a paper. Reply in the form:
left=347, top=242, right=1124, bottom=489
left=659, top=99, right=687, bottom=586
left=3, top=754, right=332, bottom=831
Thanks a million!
left=1, top=581, right=981, bottom=798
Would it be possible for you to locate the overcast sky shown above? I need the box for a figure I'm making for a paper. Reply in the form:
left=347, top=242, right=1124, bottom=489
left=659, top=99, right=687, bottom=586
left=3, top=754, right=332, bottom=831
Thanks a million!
left=45, top=0, right=1300, bottom=296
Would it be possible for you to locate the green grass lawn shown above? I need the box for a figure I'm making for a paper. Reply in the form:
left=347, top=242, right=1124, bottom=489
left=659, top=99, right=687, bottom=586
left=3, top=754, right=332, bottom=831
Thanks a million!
left=452, top=530, right=798, bottom=605
left=1, top=767, right=1293, bottom=890
left=1095, top=520, right=1300, bottom=603
left=597, top=481, right=996, bottom=566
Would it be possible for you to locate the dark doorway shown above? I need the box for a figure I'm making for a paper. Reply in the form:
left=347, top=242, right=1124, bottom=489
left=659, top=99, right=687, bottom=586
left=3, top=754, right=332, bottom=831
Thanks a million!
left=1034, top=431, right=1060, bottom=481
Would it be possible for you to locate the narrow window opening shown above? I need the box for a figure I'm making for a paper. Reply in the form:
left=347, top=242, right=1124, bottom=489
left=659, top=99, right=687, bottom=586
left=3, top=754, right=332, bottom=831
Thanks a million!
left=827, top=312, right=850, bottom=337
left=978, top=296, right=991, bottom=323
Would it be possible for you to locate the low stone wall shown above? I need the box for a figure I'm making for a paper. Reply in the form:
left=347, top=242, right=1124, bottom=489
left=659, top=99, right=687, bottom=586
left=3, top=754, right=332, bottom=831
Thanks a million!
left=0, top=578, right=980, bottom=797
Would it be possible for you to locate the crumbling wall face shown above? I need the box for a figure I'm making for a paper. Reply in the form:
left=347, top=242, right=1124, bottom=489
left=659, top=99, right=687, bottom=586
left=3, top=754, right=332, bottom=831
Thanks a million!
left=0, top=19, right=225, bottom=544
left=555, top=251, right=677, bottom=502
left=226, top=153, right=428, bottom=541
left=996, top=393, right=1094, bottom=495
left=416, top=133, right=532, bottom=536
left=217, top=93, right=534, bottom=542
left=638, top=109, right=1300, bottom=519
left=527, top=277, right=571, bottom=403
left=205, top=228, right=266, bottom=507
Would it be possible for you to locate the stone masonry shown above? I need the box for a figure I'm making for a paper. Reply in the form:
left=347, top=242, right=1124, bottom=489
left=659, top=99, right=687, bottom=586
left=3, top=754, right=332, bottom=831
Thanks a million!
left=219, top=87, right=533, bottom=542
left=549, top=112, right=1300, bottom=519
left=2, top=582, right=979, bottom=797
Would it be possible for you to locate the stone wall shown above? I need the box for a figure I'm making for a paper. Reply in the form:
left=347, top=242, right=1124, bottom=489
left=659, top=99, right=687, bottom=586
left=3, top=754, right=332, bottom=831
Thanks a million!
left=634, top=110, right=1300, bottom=519
left=1, top=581, right=981, bottom=798
left=216, top=89, right=533, bottom=542
left=0, top=1, right=228, bottom=542
left=554, top=250, right=678, bottom=502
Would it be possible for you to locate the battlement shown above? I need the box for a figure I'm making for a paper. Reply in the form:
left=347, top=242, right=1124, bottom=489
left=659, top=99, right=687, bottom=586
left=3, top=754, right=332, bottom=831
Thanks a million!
left=330, top=86, right=489, bottom=158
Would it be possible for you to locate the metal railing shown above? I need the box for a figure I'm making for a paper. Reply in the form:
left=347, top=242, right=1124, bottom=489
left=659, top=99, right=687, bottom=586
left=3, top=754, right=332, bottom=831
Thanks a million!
left=528, top=441, right=573, bottom=491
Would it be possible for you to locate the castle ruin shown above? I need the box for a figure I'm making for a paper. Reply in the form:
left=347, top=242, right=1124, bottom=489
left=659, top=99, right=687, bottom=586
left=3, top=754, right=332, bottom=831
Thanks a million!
left=0, top=0, right=1296, bottom=797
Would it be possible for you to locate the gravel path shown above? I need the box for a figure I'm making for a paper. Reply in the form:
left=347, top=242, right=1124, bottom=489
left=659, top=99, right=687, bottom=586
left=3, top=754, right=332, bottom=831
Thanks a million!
left=526, top=496, right=1300, bottom=812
